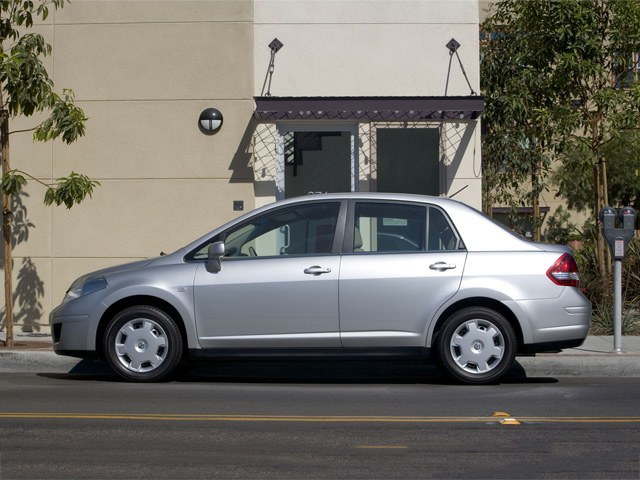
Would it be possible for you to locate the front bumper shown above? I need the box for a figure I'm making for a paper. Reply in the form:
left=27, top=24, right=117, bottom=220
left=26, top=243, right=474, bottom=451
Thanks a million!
left=50, top=294, right=108, bottom=357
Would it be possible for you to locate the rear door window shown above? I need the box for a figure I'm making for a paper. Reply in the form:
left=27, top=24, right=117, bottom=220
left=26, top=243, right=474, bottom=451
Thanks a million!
left=352, top=202, right=461, bottom=253
left=354, top=203, right=427, bottom=253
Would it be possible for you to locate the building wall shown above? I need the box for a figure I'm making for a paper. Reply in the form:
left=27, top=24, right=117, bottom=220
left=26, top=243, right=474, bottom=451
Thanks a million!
left=254, top=0, right=479, bottom=96
left=5, top=0, right=256, bottom=331
left=252, top=0, right=482, bottom=207
left=2, top=0, right=481, bottom=333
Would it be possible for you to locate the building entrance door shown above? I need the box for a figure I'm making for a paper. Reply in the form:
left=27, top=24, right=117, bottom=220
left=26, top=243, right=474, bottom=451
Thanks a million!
left=376, top=128, right=440, bottom=195
left=277, top=124, right=357, bottom=199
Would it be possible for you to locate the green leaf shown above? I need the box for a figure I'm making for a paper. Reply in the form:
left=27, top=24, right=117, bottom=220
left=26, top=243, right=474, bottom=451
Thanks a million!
left=33, top=89, right=87, bottom=144
left=1, top=170, right=27, bottom=195
left=44, top=172, right=100, bottom=209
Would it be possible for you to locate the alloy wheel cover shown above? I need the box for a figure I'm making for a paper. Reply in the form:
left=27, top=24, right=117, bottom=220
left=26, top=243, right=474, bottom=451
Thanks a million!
left=449, top=319, right=505, bottom=374
left=114, top=318, right=169, bottom=373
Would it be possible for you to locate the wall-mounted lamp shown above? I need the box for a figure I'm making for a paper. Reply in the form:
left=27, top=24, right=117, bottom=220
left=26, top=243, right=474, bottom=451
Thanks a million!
left=198, top=108, right=223, bottom=135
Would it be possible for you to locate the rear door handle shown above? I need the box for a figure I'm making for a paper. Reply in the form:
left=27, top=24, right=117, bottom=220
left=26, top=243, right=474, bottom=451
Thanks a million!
left=429, top=262, right=456, bottom=271
left=304, top=266, right=332, bottom=276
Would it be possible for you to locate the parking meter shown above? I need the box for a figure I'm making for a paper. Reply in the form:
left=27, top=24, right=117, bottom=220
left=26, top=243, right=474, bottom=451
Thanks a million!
left=599, top=205, right=637, bottom=353
left=600, top=206, right=636, bottom=260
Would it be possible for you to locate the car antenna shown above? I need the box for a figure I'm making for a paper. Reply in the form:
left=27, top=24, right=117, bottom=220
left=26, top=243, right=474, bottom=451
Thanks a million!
left=448, top=185, right=468, bottom=199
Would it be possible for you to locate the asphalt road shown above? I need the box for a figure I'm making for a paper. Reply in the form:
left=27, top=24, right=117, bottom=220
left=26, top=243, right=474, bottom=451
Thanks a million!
left=1, top=364, right=640, bottom=479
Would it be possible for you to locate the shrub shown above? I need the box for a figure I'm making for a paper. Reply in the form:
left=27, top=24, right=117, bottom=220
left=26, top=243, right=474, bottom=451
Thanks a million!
left=570, top=226, right=640, bottom=335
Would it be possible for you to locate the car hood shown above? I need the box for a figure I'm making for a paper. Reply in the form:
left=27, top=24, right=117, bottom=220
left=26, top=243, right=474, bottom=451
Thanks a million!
left=75, top=258, right=159, bottom=284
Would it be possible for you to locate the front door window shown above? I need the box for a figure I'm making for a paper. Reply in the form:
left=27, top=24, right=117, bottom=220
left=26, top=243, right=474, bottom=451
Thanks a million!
left=224, top=202, right=341, bottom=257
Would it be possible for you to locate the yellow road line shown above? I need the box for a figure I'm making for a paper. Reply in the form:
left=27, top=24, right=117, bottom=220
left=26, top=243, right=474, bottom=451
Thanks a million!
left=356, top=446, right=408, bottom=449
left=1, top=413, right=640, bottom=423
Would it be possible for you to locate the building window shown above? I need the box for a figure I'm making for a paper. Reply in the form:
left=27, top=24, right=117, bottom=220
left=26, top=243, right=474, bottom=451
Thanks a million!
left=613, top=52, right=640, bottom=89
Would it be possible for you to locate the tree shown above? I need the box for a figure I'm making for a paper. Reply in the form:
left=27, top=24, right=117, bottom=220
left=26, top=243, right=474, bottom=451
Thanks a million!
left=553, top=130, right=640, bottom=211
left=480, top=22, right=555, bottom=242
left=1, top=0, right=99, bottom=346
left=481, top=0, right=640, bottom=273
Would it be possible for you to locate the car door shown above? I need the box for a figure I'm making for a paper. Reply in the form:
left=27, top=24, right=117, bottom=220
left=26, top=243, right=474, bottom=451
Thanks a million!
left=193, top=201, right=344, bottom=348
left=339, top=201, right=466, bottom=347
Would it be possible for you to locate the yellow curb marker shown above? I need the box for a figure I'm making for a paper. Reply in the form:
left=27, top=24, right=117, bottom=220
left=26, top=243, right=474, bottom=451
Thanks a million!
left=492, top=412, right=521, bottom=425
left=500, top=418, right=521, bottom=425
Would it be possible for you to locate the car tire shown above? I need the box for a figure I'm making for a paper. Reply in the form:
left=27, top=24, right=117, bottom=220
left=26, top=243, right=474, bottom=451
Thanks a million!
left=435, top=307, right=516, bottom=385
left=103, top=306, right=182, bottom=382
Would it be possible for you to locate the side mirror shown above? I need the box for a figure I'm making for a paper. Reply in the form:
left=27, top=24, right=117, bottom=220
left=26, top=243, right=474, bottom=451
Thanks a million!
left=206, top=241, right=225, bottom=273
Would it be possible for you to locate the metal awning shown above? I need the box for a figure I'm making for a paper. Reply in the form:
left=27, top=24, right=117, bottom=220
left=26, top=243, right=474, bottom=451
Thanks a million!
left=253, top=96, right=484, bottom=122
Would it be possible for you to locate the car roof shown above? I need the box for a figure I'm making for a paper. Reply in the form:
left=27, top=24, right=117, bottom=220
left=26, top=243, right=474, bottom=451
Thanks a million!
left=276, top=192, right=455, bottom=207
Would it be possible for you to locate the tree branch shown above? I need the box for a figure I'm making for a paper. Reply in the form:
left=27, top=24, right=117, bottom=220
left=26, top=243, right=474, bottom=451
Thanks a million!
left=9, top=124, right=42, bottom=135
left=10, top=169, right=54, bottom=190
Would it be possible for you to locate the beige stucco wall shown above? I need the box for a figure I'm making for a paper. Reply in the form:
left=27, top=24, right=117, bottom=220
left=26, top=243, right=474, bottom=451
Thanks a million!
left=4, top=0, right=256, bottom=330
left=254, top=0, right=479, bottom=97
left=2, top=0, right=481, bottom=333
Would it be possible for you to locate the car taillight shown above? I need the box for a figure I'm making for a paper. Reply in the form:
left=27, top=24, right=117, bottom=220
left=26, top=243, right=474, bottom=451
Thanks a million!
left=546, top=253, right=580, bottom=287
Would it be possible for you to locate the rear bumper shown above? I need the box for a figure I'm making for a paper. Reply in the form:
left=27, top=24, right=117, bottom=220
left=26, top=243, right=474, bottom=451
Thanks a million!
left=511, top=287, right=591, bottom=346
left=519, top=337, right=586, bottom=355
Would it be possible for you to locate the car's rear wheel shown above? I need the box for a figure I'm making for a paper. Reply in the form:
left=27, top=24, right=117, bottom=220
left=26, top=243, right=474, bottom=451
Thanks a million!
left=104, top=306, right=182, bottom=382
left=435, top=307, right=516, bottom=384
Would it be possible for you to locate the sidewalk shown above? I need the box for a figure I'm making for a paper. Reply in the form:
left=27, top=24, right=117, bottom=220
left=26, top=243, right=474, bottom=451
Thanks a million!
left=1, top=331, right=640, bottom=377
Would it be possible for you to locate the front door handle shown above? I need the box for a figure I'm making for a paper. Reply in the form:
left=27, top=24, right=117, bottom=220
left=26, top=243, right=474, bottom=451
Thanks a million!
left=429, top=262, right=456, bottom=271
left=304, top=266, right=332, bottom=276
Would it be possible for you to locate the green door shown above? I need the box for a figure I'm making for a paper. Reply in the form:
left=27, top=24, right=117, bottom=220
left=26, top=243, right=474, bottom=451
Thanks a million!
left=376, top=128, right=440, bottom=195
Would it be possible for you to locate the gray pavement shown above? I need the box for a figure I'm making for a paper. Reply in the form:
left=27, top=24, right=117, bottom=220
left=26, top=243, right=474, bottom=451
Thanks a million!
left=1, top=330, right=640, bottom=378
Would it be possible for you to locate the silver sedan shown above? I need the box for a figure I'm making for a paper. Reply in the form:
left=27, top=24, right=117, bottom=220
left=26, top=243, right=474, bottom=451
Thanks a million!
left=50, top=193, right=591, bottom=384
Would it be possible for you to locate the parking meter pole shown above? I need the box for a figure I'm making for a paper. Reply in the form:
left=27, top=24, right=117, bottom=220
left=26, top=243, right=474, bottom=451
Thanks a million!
left=599, top=205, right=637, bottom=354
left=613, top=259, right=623, bottom=354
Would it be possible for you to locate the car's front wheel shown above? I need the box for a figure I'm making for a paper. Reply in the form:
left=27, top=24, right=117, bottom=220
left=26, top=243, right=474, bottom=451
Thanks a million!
left=435, top=307, right=516, bottom=384
left=103, top=306, right=182, bottom=382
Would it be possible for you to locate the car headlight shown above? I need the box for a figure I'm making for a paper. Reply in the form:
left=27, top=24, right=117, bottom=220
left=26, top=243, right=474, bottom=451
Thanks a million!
left=64, top=275, right=108, bottom=303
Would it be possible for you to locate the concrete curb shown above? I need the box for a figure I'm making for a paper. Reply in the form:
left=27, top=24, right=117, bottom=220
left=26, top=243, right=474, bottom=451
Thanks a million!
left=0, top=351, right=80, bottom=373
left=1, top=349, right=640, bottom=378
left=515, top=355, right=640, bottom=378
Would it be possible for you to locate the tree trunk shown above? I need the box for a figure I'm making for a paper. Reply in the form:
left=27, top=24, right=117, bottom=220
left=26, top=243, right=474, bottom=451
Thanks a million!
left=0, top=109, right=13, bottom=347
left=532, top=161, right=541, bottom=243
left=594, top=159, right=606, bottom=277
left=601, top=158, right=611, bottom=272
left=532, top=178, right=540, bottom=242
left=484, top=183, right=493, bottom=217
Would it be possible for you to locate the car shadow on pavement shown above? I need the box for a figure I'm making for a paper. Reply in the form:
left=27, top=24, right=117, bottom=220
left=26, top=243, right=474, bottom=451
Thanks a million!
left=37, top=359, right=558, bottom=385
